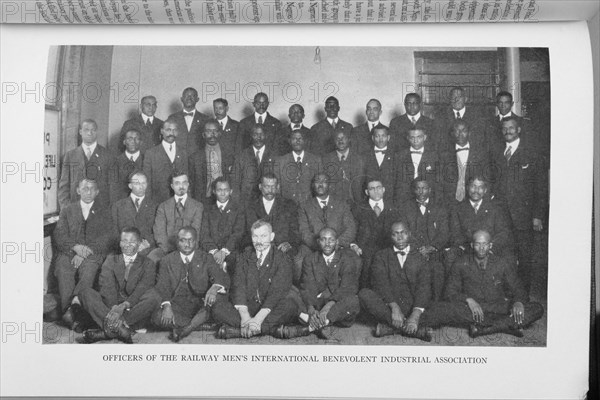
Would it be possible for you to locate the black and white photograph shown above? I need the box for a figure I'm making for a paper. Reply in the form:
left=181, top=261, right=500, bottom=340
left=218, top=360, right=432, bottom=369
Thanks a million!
left=42, top=45, right=551, bottom=347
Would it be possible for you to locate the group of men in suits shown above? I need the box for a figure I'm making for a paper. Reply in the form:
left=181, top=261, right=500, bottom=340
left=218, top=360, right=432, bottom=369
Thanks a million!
left=52, top=85, right=547, bottom=342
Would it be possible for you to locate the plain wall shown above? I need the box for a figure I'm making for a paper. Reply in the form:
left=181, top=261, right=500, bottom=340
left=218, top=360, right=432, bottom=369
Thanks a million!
left=104, top=45, right=496, bottom=151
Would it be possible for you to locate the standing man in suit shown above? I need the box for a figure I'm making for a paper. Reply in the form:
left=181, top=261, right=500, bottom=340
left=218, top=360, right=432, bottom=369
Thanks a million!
left=352, top=99, right=388, bottom=155
left=420, top=230, right=544, bottom=338
left=213, top=98, right=242, bottom=157
left=487, top=91, right=533, bottom=152
left=492, top=116, right=547, bottom=292
left=277, top=103, right=312, bottom=156
left=396, top=127, right=441, bottom=205
left=213, top=220, right=298, bottom=339
left=54, top=179, right=113, bottom=331
left=188, top=119, right=235, bottom=204
left=238, top=92, right=282, bottom=152
left=151, top=226, right=229, bottom=342
left=119, top=95, right=163, bottom=153
left=449, top=175, right=514, bottom=266
left=109, top=129, right=144, bottom=203
left=245, top=173, right=300, bottom=258
left=440, top=120, right=491, bottom=208
left=275, top=130, right=323, bottom=205
left=200, top=177, right=246, bottom=275
left=435, top=87, right=488, bottom=152
left=363, top=126, right=399, bottom=203
left=389, top=93, right=436, bottom=152
left=148, top=172, right=203, bottom=262
left=352, top=178, right=402, bottom=289
left=168, top=87, right=210, bottom=154
left=358, top=221, right=433, bottom=341
left=230, top=124, right=277, bottom=204
left=58, top=119, right=112, bottom=210
left=80, top=227, right=157, bottom=343
left=111, top=172, right=158, bottom=258
left=297, top=174, right=357, bottom=283
left=142, top=118, right=188, bottom=204
left=275, top=228, right=361, bottom=339
left=321, top=129, right=365, bottom=207
left=400, top=177, right=450, bottom=301
left=308, top=96, right=353, bottom=156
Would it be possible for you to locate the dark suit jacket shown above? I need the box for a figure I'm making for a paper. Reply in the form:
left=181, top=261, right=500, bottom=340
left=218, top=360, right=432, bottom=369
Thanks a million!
left=450, top=197, right=514, bottom=253
left=485, top=113, right=526, bottom=153
left=238, top=113, right=283, bottom=152
left=219, top=117, right=242, bottom=157
left=230, top=145, right=277, bottom=204
left=300, top=249, right=360, bottom=308
left=275, top=151, right=323, bottom=205
left=439, top=143, right=491, bottom=206
left=352, top=201, right=402, bottom=253
left=188, top=144, right=235, bottom=202
left=168, top=110, right=211, bottom=154
left=298, top=196, right=357, bottom=250
left=200, top=200, right=245, bottom=252
left=109, top=152, right=144, bottom=203
left=245, top=196, right=300, bottom=253
left=399, top=199, right=450, bottom=251
left=435, top=107, right=489, bottom=152
left=491, top=138, right=547, bottom=231
left=154, top=250, right=229, bottom=301
left=445, top=253, right=527, bottom=313
left=351, top=122, right=389, bottom=155
left=371, top=247, right=432, bottom=311
left=153, top=196, right=203, bottom=253
left=98, top=253, right=156, bottom=307
left=276, top=124, right=312, bottom=156
left=396, top=145, right=441, bottom=205
left=119, top=114, right=163, bottom=153
left=308, top=118, right=353, bottom=156
left=54, top=200, right=113, bottom=257
left=111, top=196, right=158, bottom=250
left=232, top=246, right=293, bottom=310
left=321, top=150, right=365, bottom=205
left=142, top=143, right=188, bottom=204
left=389, top=114, right=436, bottom=151
left=58, top=144, right=112, bottom=210
left=363, top=148, right=400, bottom=203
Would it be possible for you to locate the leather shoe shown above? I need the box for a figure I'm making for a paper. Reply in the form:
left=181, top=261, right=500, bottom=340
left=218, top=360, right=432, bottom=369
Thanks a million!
left=315, top=325, right=336, bottom=340
left=82, top=329, right=109, bottom=343
left=62, top=305, right=76, bottom=328
left=374, top=323, right=395, bottom=338
left=469, top=324, right=524, bottom=338
left=169, top=328, right=183, bottom=343
left=216, top=325, right=242, bottom=340
left=115, top=322, right=133, bottom=344
left=274, top=325, right=310, bottom=339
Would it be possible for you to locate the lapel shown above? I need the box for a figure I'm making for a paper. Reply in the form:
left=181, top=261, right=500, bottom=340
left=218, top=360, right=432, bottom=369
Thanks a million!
left=223, top=118, right=233, bottom=133
left=125, top=255, right=144, bottom=292
left=157, top=142, right=174, bottom=164
left=258, top=246, right=274, bottom=280
left=182, top=197, right=196, bottom=221
left=71, top=201, right=84, bottom=228
left=113, top=254, right=126, bottom=287
left=87, top=200, right=101, bottom=223
left=312, top=197, right=327, bottom=222
left=190, top=111, right=204, bottom=132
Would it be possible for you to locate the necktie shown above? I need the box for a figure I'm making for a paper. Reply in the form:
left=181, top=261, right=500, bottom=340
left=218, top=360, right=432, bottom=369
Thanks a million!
left=321, top=200, right=327, bottom=209
left=375, top=149, right=385, bottom=154
left=255, top=149, right=261, bottom=165
left=370, top=123, right=374, bottom=133
left=395, top=250, right=406, bottom=256
left=185, top=256, right=190, bottom=264
left=499, top=115, right=504, bottom=122
left=373, top=202, right=381, bottom=217
left=146, top=119, right=152, bottom=127
left=258, top=115, right=263, bottom=125
left=183, top=256, right=190, bottom=282
left=419, top=202, right=427, bottom=215
left=411, top=150, right=423, bottom=154
left=256, top=252, right=263, bottom=269
left=411, top=117, right=416, bottom=124
left=176, top=198, right=184, bottom=217
left=130, top=155, right=135, bottom=162
left=184, top=111, right=193, bottom=117
left=473, top=203, right=479, bottom=214
left=326, top=258, right=331, bottom=267
left=395, top=250, right=406, bottom=267
left=296, top=156, right=302, bottom=170
left=456, top=111, right=461, bottom=119
left=169, top=144, right=173, bottom=152
left=456, top=147, right=469, bottom=152
left=219, top=205, right=224, bottom=213
left=456, top=153, right=466, bottom=202
left=293, top=124, right=300, bottom=130
left=504, top=146, right=512, bottom=163
left=321, top=200, right=328, bottom=221
left=85, top=147, right=92, bottom=160
left=124, top=258, right=132, bottom=281
left=340, top=154, right=345, bottom=162
left=220, top=120, right=224, bottom=129
left=134, top=197, right=140, bottom=212
left=331, top=120, right=336, bottom=130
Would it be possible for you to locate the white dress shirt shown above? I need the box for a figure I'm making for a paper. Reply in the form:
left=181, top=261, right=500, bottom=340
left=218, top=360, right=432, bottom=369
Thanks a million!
left=162, top=140, right=176, bottom=163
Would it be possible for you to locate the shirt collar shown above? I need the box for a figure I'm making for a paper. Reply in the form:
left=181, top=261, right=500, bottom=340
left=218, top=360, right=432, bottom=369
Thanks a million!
left=125, top=150, right=140, bottom=161
left=374, top=146, right=387, bottom=152
left=124, top=253, right=138, bottom=263
left=393, top=245, right=410, bottom=254
left=142, top=114, right=154, bottom=123
left=408, top=112, right=421, bottom=121
left=506, top=137, right=520, bottom=151
left=410, top=146, right=424, bottom=153
left=369, top=198, right=384, bottom=209
left=162, top=140, right=176, bottom=152
left=253, top=145, right=265, bottom=154
left=368, top=120, right=380, bottom=128
left=262, top=196, right=275, bottom=205
left=454, top=107, right=466, bottom=118
left=206, top=143, right=221, bottom=151
left=455, top=143, right=470, bottom=150
left=130, top=193, right=145, bottom=203
left=337, top=148, right=350, bottom=160
left=417, top=198, right=429, bottom=206
left=327, top=117, right=339, bottom=125
left=323, top=251, right=336, bottom=263
left=183, top=109, right=196, bottom=117
left=256, top=246, right=271, bottom=260
left=293, top=150, right=305, bottom=161
left=175, top=193, right=188, bottom=204
left=255, top=111, right=267, bottom=122
left=318, top=196, right=330, bottom=206
left=497, top=110, right=513, bottom=118
left=217, top=115, right=229, bottom=126
left=291, top=122, right=303, bottom=130
left=217, top=199, right=229, bottom=209
left=180, top=252, right=194, bottom=263
left=83, top=142, right=97, bottom=154
left=80, top=200, right=94, bottom=211
left=469, top=199, right=482, bottom=208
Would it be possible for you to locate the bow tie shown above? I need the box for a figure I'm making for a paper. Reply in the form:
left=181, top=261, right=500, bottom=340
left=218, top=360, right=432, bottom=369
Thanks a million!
left=455, top=147, right=469, bottom=152
left=395, top=250, right=407, bottom=256
left=183, top=111, right=194, bottom=117
left=417, top=201, right=428, bottom=207
left=410, top=150, right=423, bottom=154
left=375, top=149, right=386, bottom=154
